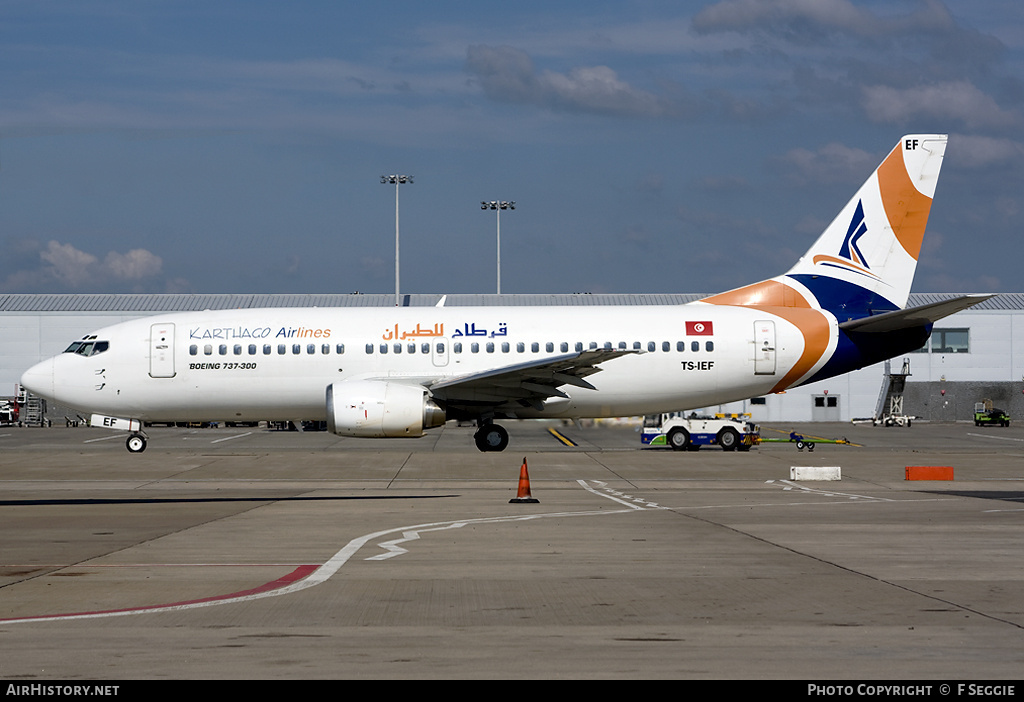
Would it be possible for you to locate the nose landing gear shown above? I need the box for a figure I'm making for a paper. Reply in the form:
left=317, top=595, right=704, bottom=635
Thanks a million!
left=126, top=433, right=148, bottom=453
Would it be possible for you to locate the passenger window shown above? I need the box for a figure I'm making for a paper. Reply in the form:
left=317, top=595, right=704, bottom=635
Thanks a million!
left=190, top=345, right=198, bottom=356
left=677, top=341, right=685, bottom=352
left=408, top=343, right=416, bottom=354
left=264, top=344, right=272, bottom=355
left=471, top=343, right=479, bottom=353
left=633, top=341, right=642, bottom=350
left=546, top=342, right=554, bottom=352
left=501, top=342, right=510, bottom=353
left=662, top=341, right=670, bottom=352
left=561, top=342, right=569, bottom=353
left=336, top=344, right=345, bottom=355
left=322, top=344, right=330, bottom=354
left=691, top=341, right=699, bottom=352
left=575, top=342, right=583, bottom=352
left=648, top=342, right=656, bottom=352
left=205, top=345, right=213, bottom=356
left=706, top=341, right=714, bottom=352
left=454, top=342, right=462, bottom=353
left=234, top=344, right=242, bottom=355
left=249, top=344, right=257, bottom=355
left=517, top=342, right=525, bottom=353
left=532, top=342, right=540, bottom=353
left=293, top=344, right=301, bottom=354
left=379, top=344, right=388, bottom=354
left=365, top=344, right=374, bottom=354
left=278, top=344, right=286, bottom=355
left=486, top=342, right=494, bottom=353
left=219, top=345, right=228, bottom=355
left=393, top=343, right=401, bottom=354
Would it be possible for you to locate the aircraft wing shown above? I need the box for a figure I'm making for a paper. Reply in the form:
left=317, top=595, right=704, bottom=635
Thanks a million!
left=427, top=348, right=637, bottom=411
left=839, top=294, right=995, bottom=333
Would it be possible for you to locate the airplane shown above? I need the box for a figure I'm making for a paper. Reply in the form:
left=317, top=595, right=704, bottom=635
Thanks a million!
left=21, top=134, right=992, bottom=454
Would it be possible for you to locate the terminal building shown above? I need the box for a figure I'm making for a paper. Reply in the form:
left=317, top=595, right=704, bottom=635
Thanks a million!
left=1, top=292, right=1020, bottom=424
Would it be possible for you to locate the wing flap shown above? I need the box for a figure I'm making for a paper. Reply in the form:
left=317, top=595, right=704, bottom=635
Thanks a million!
left=428, top=349, right=636, bottom=408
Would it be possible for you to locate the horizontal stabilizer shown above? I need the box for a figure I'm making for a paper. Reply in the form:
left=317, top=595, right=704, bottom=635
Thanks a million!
left=839, top=294, right=994, bottom=333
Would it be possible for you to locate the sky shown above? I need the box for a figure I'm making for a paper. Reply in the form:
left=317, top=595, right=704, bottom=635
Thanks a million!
left=1, top=0, right=1022, bottom=298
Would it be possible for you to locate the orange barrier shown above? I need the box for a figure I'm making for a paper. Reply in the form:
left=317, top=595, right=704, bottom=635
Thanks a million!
left=510, top=457, right=539, bottom=503
left=905, top=466, right=954, bottom=481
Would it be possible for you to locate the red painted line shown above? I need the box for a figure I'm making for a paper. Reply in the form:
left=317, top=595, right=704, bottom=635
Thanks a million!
left=0, top=564, right=319, bottom=623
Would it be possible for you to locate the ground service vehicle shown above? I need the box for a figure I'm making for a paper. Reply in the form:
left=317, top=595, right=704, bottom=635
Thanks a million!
left=642, top=414, right=759, bottom=451
left=974, top=400, right=1010, bottom=427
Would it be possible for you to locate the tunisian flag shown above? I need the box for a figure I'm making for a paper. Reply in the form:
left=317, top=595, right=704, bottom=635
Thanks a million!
left=686, top=321, right=714, bottom=336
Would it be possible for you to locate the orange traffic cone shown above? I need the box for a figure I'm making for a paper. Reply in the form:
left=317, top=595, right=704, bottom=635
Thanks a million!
left=509, top=457, right=539, bottom=503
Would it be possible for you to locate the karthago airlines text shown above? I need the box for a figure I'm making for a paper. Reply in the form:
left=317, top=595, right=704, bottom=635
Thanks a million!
left=190, top=326, right=331, bottom=340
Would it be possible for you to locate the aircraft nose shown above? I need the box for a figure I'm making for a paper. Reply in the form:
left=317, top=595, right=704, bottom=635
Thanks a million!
left=20, top=357, right=55, bottom=399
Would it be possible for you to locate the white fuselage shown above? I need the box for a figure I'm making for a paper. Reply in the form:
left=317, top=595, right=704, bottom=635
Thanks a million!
left=23, top=303, right=830, bottom=422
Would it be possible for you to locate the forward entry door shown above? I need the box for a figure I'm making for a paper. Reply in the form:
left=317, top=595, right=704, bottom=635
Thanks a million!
left=149, top=323, right=176, bottom=378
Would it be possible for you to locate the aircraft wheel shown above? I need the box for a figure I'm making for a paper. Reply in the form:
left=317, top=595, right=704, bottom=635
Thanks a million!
left=474, top=423, right=509, bottom=452
left=667, top=428, right=690, bottom=451
left=126, top=434, right=147, bottom=453
left=717, top=427, right=740, bottom=451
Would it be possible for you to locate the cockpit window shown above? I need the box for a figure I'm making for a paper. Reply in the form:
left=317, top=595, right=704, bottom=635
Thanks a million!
left=63, top=340, right=110, bottom=357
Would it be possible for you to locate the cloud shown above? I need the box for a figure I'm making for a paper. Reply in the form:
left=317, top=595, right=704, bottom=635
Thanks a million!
left=693, top=0, right=884, bottom=39
left=946, top=134, right=1024, bottom=168
left=2, top=241, right=179, bottom=293
left=465, top=45, right=680, bottom=119
left=861, top=81, right=1021, bottom=129
left=775, top=141, right=879, bottom=184
left=691, top=0, right=972, bottom=46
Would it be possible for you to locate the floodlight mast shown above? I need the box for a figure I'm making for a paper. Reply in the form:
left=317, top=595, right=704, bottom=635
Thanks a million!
left=381, top=175, right=413, bottom=306
left=481, top=200, right=515, bottom=294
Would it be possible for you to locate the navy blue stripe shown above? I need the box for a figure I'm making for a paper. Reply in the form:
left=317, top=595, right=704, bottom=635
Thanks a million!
left=787, top=274, right=899, bottom=322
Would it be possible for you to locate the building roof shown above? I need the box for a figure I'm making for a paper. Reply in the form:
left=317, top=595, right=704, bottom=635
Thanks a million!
left=0, top=292, right=1019, bottom=312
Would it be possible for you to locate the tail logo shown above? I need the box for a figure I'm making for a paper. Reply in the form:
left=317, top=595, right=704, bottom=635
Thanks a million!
left=839, top=200, right=869, bottom=269
left=811, top=199, right=879, bottom=279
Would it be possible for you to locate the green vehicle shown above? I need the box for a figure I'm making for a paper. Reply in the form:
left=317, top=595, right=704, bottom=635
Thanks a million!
left=975, top=401, right=1010, bottom=427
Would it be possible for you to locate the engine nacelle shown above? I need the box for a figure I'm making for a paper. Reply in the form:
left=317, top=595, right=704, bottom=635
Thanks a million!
left=326, top=380, right=446, bottom=438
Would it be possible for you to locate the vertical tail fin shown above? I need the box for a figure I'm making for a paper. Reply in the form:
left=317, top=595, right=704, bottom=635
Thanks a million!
left=703, top=135, right=947, bottom=322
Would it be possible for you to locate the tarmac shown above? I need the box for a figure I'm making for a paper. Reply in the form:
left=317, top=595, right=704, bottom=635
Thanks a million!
left=0, top=419, right=1022, bottom=680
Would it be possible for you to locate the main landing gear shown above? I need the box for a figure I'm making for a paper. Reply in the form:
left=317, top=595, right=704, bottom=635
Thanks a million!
left=474, top=422, right=509, bottom=452
left=126, top=433, right=148, bottom=453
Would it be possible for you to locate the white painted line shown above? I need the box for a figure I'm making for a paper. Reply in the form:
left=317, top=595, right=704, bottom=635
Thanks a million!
left=0, top=506, right=636, bottom=623
left=577, top=479, right=661, bottom=509
left=967, top=432, right=1024, bottom=443
left=83, top=434, right=126, bottom=444
left=773, top=479, right=893, bottom=501
left=211, top=432, right=253, bottom=444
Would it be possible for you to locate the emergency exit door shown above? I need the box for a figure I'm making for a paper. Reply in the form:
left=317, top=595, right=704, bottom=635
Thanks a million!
left=754, top=320, right=776, bottom=375
left=149, top=323, right=176, bottom=378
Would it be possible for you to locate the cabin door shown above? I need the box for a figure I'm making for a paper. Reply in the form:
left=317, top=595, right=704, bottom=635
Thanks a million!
left=754, top=320, right=776, bottom=375
left=149, top=323, right=176, bottom=378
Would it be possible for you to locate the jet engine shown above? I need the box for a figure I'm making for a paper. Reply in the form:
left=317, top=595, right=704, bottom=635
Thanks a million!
left=326, top=380, right=446, bottom=437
